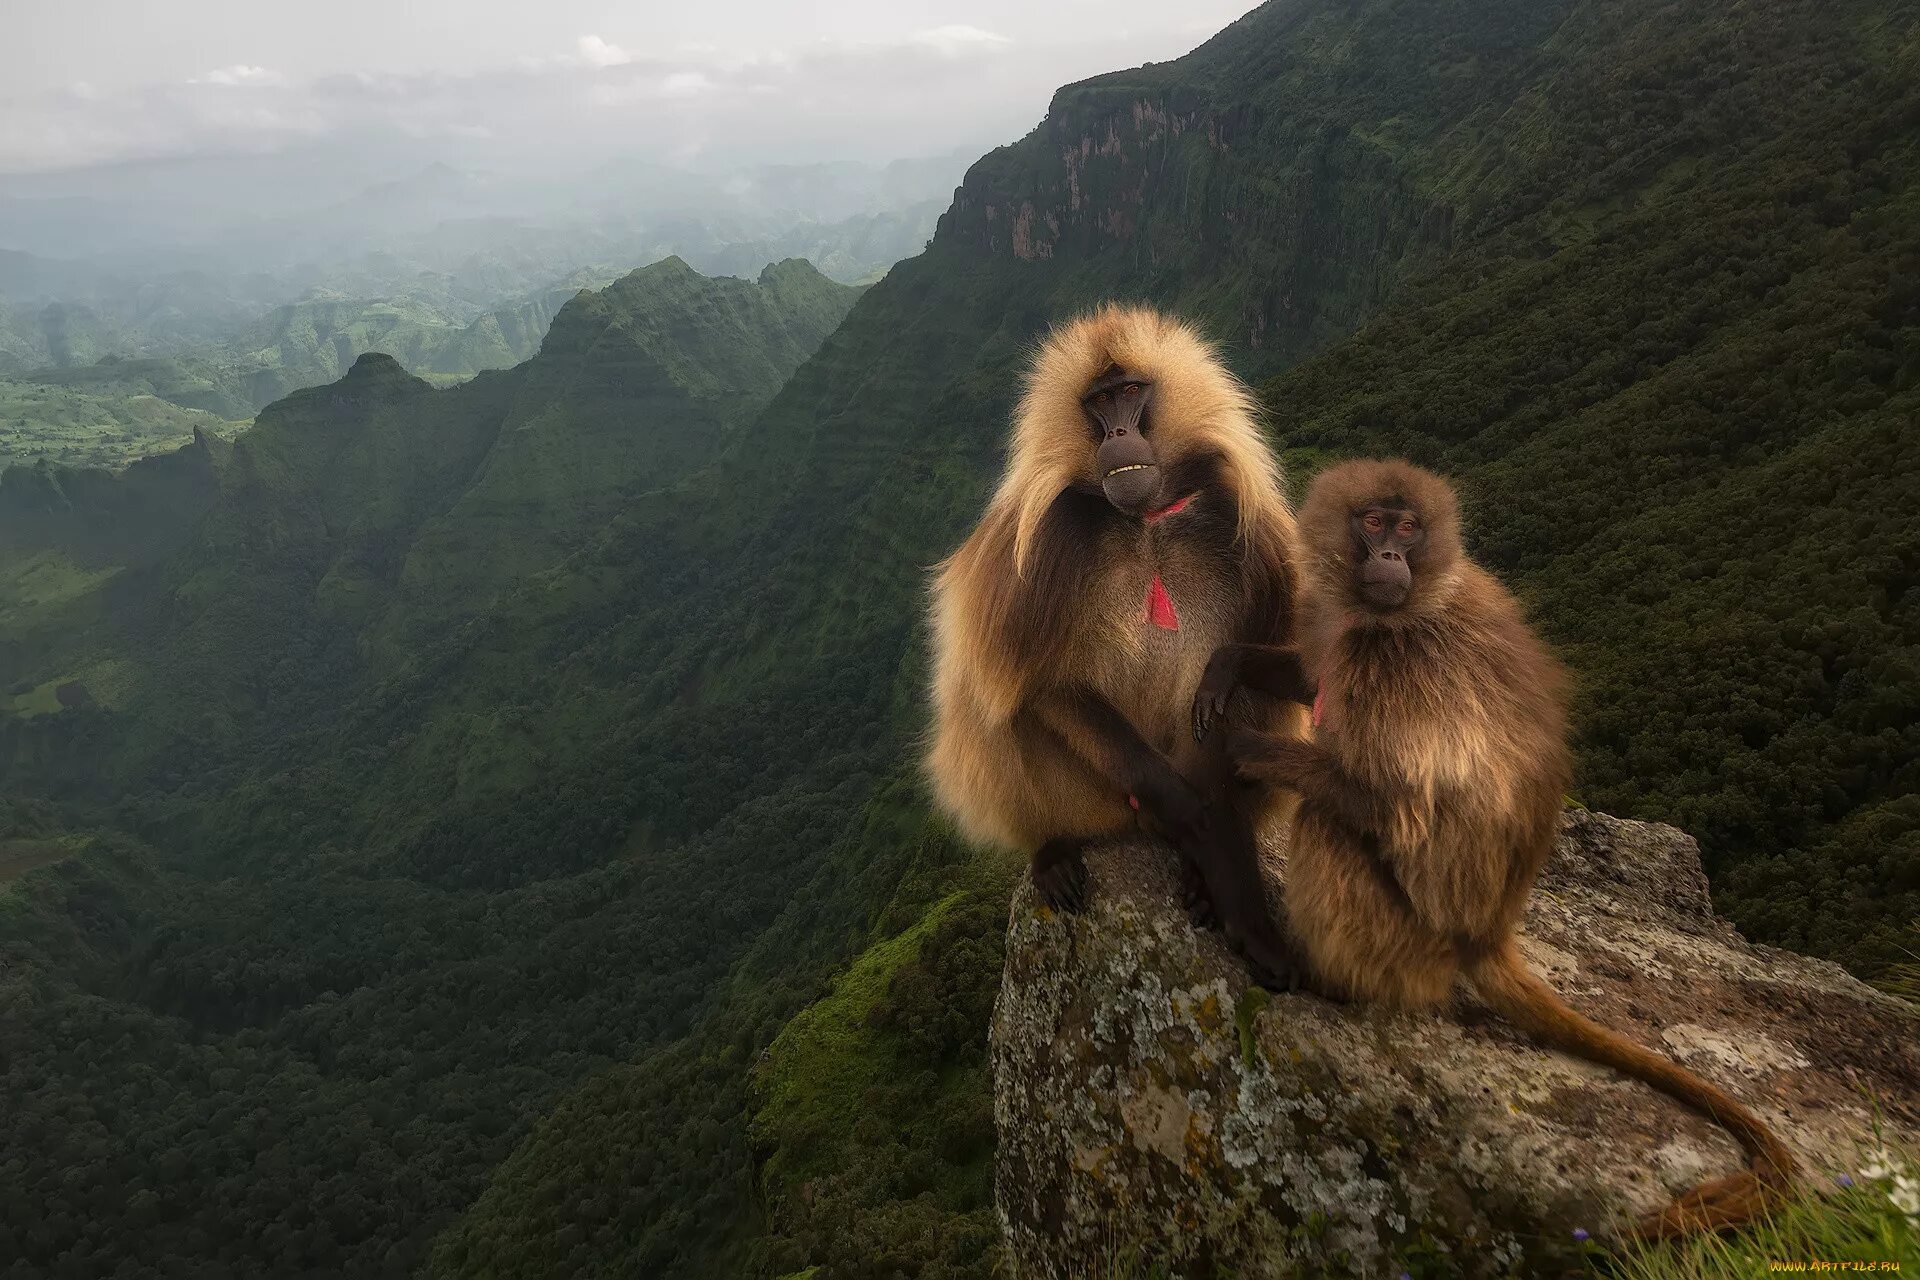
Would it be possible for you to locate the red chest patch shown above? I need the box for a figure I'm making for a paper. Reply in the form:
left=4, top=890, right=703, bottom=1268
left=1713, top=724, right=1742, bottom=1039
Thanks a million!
left=1144, top=574, right=1180, bottom=630
left=1144, top=492, right=1195, bottom=522
left=1311, top=687, right=1326, bottom=728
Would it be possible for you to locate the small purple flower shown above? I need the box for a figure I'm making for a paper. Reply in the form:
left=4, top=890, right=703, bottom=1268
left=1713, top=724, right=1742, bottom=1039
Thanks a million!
left=1837, top=1174, right=1855, bottom=1187
left=1572, top=1228, right=1590, bottom=1243
left=1399, top=1274, right=1411, bottom=1280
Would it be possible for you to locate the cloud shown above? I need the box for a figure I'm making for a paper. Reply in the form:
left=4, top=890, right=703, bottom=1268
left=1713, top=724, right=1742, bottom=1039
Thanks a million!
left=574, top=36, right=631, bottom=69
left=193, top=64, right=287, bottom=88
left=903, top=25, right=1014, bottom=54
left=0, top=20, right=1213, bottom=177
left=659, top=70, right=714, bottom=98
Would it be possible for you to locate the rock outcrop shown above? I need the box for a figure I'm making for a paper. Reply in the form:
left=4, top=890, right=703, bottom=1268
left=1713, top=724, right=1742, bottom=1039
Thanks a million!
left=991, top=810, right=1919, bottom=1277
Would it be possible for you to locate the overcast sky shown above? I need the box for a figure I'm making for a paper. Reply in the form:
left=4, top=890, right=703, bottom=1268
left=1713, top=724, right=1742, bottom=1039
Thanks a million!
left=0, top=1, right=1259, bottom=176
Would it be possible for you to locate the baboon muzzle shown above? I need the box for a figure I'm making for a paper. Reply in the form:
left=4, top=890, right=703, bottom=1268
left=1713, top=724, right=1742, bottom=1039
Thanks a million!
left=1360, top=548, right=1410, bottom=607
left=1098, top=427, right=1159, bottom=512
left=1083, top=369, right=1160, bottom=514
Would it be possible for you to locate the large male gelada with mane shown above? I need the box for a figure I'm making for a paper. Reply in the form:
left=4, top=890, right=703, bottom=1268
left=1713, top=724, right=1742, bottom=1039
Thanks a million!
left=925, top=304, right=1303, bottom=982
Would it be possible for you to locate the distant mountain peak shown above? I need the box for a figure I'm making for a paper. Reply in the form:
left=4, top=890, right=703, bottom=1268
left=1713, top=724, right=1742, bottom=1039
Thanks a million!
left=257, top=349, right=430, bottom=414
left=344, top=351, right=410, bottom=379
left=640, top=255, right=697, bottom=277
left=757, top=258, right=830, bottom=287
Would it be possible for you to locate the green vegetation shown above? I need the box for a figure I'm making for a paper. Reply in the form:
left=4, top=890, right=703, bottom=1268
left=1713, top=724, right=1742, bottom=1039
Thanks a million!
left=0, top=0, right=1915, bottom=1276
left=0, top=258, right=860, bottom=1276
left=0, top=191, right=935, bottom=471
left=0, top=273, right=613, bottom=471
left=423, top=783, right=995, bottom=1279
left=750, top=881, right=1008, bottom=1280
left=0, top=374, right=244, bottom=469
left=1609, top=1139, right=1920, bottom=1278
left=228, top=269, right=621, bottom=407
left=1248, top=3, right=1920, bottom=973
left=0, top=836, right=79, bottom=886
left=9, top=353, right=257, bottom=420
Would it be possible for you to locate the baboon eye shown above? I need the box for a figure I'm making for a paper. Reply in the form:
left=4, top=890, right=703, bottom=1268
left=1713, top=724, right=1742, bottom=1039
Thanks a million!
left=1122, top=383, right=1142, bottom=397
left=1362, top=514, right=1384, bottom=532
left=1398, top=520, right=1416, bottom=536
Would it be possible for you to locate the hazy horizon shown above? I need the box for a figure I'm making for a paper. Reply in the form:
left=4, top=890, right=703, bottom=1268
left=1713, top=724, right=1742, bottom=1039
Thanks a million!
left=1, top=2, right=1256, bottom=182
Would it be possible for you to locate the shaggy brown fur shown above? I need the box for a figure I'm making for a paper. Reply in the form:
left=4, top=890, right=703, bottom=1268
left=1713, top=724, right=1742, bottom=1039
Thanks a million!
left=926, top=304, right=1307, bottom=980
left=1228, top=458, right=1799, bottom=1238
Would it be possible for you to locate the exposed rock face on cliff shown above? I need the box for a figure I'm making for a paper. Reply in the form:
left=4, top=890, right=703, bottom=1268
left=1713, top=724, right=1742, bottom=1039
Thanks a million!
left=991, top=810, right=1919, bottom=1277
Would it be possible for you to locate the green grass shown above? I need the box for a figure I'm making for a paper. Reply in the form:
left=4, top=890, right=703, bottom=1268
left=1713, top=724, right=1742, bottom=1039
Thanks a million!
left=1605, top=1138, right=1920, bottom=1279
left=0, top=550, right=121, bottom=625
left=750, top=891, right=967, bottom=1188
left=1090, top=1247, right=1182, bottom=1280
left=1871, top=933, right=1920, bottom=1004
left=3, top=679, right=66, bottom=717
left=0, top=377, right=246, bottom=470
left=1880, top=964, right=1920, bottom=1005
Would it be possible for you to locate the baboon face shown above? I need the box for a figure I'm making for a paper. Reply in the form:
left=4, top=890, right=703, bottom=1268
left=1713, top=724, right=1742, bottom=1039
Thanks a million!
left=1081, top=363, right=1159, bottom=514
left=1006, top=303, right=1276, bottom=564
left=1349, top=501, right=1425, bottom=609
left=1300, top=459, right=1461, bottom=615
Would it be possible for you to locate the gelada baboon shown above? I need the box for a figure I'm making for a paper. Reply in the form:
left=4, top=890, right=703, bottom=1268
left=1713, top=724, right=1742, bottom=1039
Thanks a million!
left=927, top=304, right=1306, bottom=982
left=1217, top=458, right=1798, bottom=1236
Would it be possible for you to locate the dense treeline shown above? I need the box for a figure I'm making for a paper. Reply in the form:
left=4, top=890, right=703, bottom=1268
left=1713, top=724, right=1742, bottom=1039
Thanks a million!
left=1259, top=19, right=1920, bottom=971
left=424, top=781, right=995, bottom=1279
left=1, top=262, right=867, bottom=1278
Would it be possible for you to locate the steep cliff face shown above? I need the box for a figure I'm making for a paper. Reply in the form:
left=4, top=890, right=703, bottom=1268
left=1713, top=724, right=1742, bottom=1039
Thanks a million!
left=992, top=812, right=1919, bottom=1277
left=930, top=0, right=1565, bottom=373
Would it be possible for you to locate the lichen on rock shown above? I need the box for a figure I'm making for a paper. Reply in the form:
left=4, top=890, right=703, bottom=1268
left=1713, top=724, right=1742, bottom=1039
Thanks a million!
left=990, top=810, right=1920, bottom=1277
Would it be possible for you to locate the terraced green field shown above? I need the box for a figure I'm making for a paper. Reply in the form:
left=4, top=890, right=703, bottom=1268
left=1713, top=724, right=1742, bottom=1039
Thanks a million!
left=0, top=378, right=245, bottom=469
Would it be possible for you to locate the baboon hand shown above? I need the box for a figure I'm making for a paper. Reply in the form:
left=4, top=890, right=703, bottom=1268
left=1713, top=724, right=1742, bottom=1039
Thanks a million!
left=1192, top=648, right=1241, bottom=742
left=1031, top=845, right=1089, bottom=914
left=1233, top=928, right=1305, bottom=994
left=1179, top=855, right=1220, bottom=930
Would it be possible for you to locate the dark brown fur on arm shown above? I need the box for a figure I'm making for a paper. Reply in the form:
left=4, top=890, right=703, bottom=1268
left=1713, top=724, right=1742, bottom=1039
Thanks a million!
left=1193, top=643, right=1312, bottom=741
left=1230, top=645, right=1315, bottom=703
left=1023, top=686, right=1200, bottom=821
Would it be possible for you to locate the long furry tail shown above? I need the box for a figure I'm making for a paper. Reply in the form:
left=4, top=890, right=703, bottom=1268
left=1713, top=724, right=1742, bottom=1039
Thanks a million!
left=1467, top=940, right=1799, bottom=1238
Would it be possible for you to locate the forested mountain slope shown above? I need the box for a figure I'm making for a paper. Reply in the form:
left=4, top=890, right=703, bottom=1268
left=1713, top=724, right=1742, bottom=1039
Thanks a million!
left=434, top=2, right=1918, bottom=1275
left=0, top=249, right=871, bottom=473
left=0, top=257, right=861, bottom=1276
left=2, top=0, right=1915, bottom=1277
